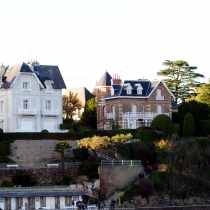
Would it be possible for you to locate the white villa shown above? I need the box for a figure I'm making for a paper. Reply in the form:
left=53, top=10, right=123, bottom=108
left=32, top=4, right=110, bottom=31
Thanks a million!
left=0, top=62, right=66, bottom=132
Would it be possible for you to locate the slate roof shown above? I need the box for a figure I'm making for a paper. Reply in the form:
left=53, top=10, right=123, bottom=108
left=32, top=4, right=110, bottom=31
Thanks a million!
left=63, top=87, right=95, bottom=107
left=104, top=79, right=174, bottom=99
left=95, top=71, right=112, bottom=87
left=0, top=190, right=85, bottom=198
left=1, top=62, right=66, bottom=89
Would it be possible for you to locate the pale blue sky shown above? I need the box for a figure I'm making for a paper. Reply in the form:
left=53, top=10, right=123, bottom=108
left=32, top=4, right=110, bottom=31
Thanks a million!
left=0, top=0, right=209, bottom=92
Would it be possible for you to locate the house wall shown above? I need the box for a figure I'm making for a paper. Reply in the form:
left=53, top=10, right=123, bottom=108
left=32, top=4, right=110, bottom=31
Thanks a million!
left=0, top=73, right=63, bottom=132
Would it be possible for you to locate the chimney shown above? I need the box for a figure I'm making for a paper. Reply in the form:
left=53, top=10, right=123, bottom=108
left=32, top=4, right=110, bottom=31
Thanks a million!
left=111, top=74, right=122, bottom=85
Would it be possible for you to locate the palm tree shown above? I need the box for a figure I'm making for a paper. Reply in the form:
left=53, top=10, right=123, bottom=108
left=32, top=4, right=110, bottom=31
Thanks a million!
left=54, top=140, right=72, bottom=178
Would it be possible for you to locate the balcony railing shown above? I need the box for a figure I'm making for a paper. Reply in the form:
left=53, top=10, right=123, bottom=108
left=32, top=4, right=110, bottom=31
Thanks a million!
left=41, top=109, right=59, bottom=116
left=122, top=112, right=169, bottom=119
left=106, top=112, right=116, bottom=119
left=18, top=109, right=37, bottom=115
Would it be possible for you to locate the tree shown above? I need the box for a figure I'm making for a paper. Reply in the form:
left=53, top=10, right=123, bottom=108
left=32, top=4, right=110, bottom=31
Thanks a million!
left=157, top=60, right=204, bottom=104
left=81, top=98, right=97, bottom=129
left=54, top=140, right=72, bottom=178
left=78, top=133, right=133, bottom=159
left=183, top=112, right=196, bottom=137
left=150, top=114, right=174, bottom=137
left=62, top=92, right=82, bottom=120
left=186, top=82, right=210, bottom=106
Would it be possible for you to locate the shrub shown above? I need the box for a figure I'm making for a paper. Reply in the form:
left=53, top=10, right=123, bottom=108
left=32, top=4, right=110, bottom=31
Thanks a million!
left=138, top=179, right=154, bottom=200
left=183, top=112, right=196, bottom=137
left=1, top=180, right=14, bottom=187
left=121, top=184, right=140, bottom=202
left=41, top=129, right=49, bottom=133
left=149, top=171, right=168, bottom=190
left=150, top=114, right=174, bottom=137
left=135, top=127, right=157, bottom=142
left=12, top=170, right=36, bottom=187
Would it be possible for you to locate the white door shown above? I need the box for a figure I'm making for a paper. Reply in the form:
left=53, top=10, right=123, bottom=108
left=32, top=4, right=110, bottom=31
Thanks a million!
left=132, top=104, right=137, bottom=117
left=11, top=198, right=16, bottom=210
left=60, top=197, right=65, bottom=209
left=43, top=118, right=56, bottom=131
left=157, top=105, right=162, bottom=114
left=0, top=198, right=5, bottom=210
left=46, top=197, right=55, bottom=209
left=20, top=118, right=33, bottom=131
left=35, top=197, right=41, bottom=209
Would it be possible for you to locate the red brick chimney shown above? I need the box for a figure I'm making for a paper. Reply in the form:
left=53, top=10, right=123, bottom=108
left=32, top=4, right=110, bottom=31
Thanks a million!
left=111, top=74, right=122, bottom=85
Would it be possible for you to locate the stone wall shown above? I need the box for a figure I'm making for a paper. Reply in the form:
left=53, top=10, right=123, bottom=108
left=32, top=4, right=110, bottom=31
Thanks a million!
left=9, top=140, right=78, bottom=164
left=0, top=168, right=79, bottom=186
left=99, top=165, right=144, bottom=197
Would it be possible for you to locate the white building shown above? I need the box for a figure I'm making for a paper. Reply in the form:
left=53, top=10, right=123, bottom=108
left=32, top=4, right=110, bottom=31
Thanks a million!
left=0, top=62, right=66, bottom=132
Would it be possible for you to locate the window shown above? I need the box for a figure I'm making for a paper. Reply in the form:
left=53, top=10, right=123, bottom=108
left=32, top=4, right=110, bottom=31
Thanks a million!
left=0, top=101, right=4, bottom=112
left=23, top=100, right=29, bottom=109
left=46, top=100, right=51, bottom=110
left=157, top=89, right=162, bottom=97
left=156, top=88, right=164, bottom=100
left=127, top=88, right=132, bottom=94
left=22, top=82, right=30, bottom=91
left=45, top=81, right=53, bottom=93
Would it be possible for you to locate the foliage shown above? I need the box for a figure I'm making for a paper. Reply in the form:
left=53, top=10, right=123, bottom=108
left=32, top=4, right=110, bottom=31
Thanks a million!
left=111, top=121, right=120, bottom=130
left=72, top=148, right=89, bottom=161
left=197, top=120, right=210, bottom=136
left=157, top=60, right=204, bottom=104
left=41, top=129, right=49, bottom=133
left=61, top=175, right=74, bottom=185
left=54, top=140, right=72, bottom=177
left=135, top=127, right=157, bottom=142
left=63, top=92, right=82, bottom=120
left=121, top=184, right=140, bottom=202
left=183, top=112, right=196, bottom=137
left=0, top=180, right=14, bottom=187
left=186, top=82, right=210, bottom=106
left=79, top=158, right=100, bottom=179
left=178, top=100, right=209, bottom=135
left=154, top=140, right=172, bottom=163
left=12, top=170, right=36, bottom=187
left=81, top=98, right=97, bottom=129
left=150, top=114, right=174, bottom=137
left=138, top=179, right=154, bottom=200
left=149, top=171, right=169, bottom=191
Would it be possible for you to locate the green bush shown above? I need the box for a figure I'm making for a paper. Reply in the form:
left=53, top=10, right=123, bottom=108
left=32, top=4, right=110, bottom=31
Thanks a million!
left=1, top=180, right=14, bottom=187
left=150, top=114, right=174, bottom=137
left=135, top=127, right=157, bottom=142
left=12, top=170, right=36, bottom=187
left=197, top=120, right=210, bottom=136
left=149, top=171, right=169, bottom=190
left=183, top=112, right=196, bottom=137
left=41, top=129, right=49, bottom=133
left=121, top=184, right=140, bottom=202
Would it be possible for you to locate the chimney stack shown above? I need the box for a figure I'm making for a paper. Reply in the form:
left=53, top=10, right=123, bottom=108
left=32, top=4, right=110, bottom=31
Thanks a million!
left=111, top=74, right=122, bottom=85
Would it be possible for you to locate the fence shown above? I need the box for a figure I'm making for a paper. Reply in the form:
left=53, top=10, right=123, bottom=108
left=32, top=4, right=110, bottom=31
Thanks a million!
left=0, top=162, right=81, bottom=169
left=101, top=160, right=142, bottom=166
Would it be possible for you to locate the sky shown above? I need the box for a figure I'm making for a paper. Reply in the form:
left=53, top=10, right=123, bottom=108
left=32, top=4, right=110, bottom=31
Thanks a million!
left=0, top=0, right=209, bottom=92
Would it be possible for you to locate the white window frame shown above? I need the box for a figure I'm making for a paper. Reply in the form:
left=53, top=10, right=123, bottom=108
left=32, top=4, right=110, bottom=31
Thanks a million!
left=46, top=100, right=51, bottom=110
left=23, top=99, right=29, bottom=110
left=111, top=86, right=114, bottom=95
left=44, top=81, right=53, bottom=93
left=156, top=88, right=164, bottom=100
left=126, top=85, right=132, bottom=95
left=22, top=81, right=31, bottom=91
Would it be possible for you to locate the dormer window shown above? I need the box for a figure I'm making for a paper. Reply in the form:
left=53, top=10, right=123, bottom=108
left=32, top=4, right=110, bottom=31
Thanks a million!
left=44, top=80, right=53, bottom=93
left=125, top=84, right=132, bottom=95
left=22, top=81, right=31, bottom=91
left=136, top=84, right=143, bottom=95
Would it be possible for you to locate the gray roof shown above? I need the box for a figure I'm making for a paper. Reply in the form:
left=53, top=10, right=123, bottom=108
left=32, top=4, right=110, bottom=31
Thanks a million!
left=95, top=71, right=112, bottom=87
left=1, top=62, right=66, bottom=89
left=63, top=87, right=94, bottom=107
left=104, top=79, right=174, bottom=99
left=0, top=190, right=85, bottom=198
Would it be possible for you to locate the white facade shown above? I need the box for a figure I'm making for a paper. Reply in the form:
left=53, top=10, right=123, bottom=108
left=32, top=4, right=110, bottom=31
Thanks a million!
left=0, top=63, right=66, bottom=132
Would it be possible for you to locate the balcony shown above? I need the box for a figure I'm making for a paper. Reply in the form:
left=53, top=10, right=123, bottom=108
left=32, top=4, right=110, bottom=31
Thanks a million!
left=18, top=109, right=37, bottom=115
left=106, top=112, right=116, bottom=119
left=41, top=109, right=59, bottom=116
left=122, top=112, right=169, bottom=120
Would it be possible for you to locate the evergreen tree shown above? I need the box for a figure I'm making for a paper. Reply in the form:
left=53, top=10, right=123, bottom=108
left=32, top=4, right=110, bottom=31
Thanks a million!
left=157, top=60, right=204, bottom=104
left=183, top=112, right=196, bottom=137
